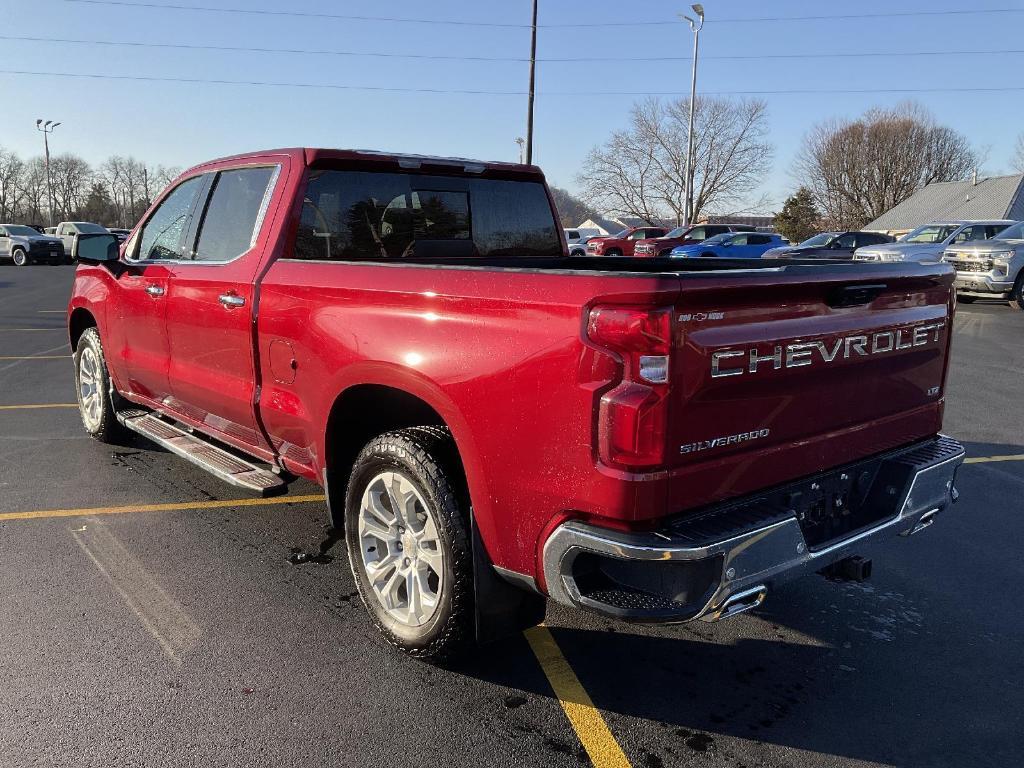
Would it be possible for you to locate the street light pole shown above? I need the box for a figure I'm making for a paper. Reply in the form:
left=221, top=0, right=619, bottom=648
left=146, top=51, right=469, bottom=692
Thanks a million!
left=35, top=119, right=61, bottom=227
left=680, top=5, right=703, bottom=225
left=525, top=0, right=538, bottom=164
left=515, top=137, right=526, bottom=164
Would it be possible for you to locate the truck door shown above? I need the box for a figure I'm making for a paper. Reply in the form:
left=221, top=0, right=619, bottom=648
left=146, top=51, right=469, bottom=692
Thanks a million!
left=115, top=175, right=206, bottom=402
left=164, top=164, right=280, bottom=450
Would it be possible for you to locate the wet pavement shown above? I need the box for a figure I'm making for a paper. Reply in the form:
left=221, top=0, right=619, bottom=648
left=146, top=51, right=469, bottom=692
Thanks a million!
left=1, top=264, right=1021, bottom=767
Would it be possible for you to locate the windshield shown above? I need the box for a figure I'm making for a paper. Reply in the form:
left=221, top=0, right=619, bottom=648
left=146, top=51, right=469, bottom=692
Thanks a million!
left=798, top=233, right=835, bottom=248
left=993, top=222, right=1024, bottom=240
left=901, top=224, right=957, bottom=244
left=702, top=233, right=732, bottom=245
left=75, top=223, right=109, bottom=234
left=611, top=229, right=629, bottom=239
left=4, top=225, right=40, bottom=236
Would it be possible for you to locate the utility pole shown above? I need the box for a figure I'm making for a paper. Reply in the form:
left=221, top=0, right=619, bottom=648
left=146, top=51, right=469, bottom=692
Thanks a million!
left=525, top=0, right=538, bottom=164
left=515, top=137, right=526, bottom=164
left=35, top=119, right=61, bottom=227
left=680, top=5, right=703, bottom=225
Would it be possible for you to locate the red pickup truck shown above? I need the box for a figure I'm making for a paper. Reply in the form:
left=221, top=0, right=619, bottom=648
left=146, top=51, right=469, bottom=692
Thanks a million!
left=68, top=148, right=965, bottom=661
left=585, top=225, right=668, bottom=257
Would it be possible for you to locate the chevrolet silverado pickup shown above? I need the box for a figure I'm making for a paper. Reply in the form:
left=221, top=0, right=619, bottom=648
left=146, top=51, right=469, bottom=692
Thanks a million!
left=68, top=148, right=965, bottom=661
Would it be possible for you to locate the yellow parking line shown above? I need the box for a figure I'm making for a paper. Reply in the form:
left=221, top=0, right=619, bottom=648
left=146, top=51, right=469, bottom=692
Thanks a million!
left=524, top=625, right=631, bottom=768
left=0, top=403, right=78, bottom=410
left=965, top=454, right=1024, bottom=464
left=0, top=494, right=326, bottom=522
left=0, top=355, right=71, bottom=360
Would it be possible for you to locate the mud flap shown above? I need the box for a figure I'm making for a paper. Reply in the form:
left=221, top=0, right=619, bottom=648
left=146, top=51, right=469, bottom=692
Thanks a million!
left=472, top=516, right=546, bottom=644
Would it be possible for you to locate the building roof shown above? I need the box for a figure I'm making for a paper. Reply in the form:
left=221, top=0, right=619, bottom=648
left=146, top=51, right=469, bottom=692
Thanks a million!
left=866, top=174, right=1024, bottom=231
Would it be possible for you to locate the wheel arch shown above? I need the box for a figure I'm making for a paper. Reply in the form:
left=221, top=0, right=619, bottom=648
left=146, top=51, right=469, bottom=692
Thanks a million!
left=323, top=383, right=470, bottom=529
left=68, top=307, right=98, bottom=351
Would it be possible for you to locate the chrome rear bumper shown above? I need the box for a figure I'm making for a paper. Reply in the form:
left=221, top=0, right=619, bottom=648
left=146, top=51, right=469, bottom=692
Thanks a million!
left=542, top=436, right=965, bottom=623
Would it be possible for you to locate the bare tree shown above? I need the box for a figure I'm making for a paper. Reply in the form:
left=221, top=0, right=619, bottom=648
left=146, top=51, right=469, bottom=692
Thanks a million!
left=795, top=102, right=976, bottom=230
left=576, top=96, right=772, bottom=225
left=0, top=147, right=25, bottom=221
left=16, top=157, right=48, bottom=223
left=49, top=153, right=93, bottom=221
left=1013, top=134, right=1024, bottom=173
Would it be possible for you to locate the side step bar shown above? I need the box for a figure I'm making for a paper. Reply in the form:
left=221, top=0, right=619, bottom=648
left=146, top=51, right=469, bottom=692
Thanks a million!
left=116, top=409, right=286, bottom=496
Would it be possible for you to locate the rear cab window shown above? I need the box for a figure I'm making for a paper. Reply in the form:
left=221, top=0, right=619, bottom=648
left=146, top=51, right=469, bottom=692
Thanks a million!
left=291, top=169, right=561, bottom=261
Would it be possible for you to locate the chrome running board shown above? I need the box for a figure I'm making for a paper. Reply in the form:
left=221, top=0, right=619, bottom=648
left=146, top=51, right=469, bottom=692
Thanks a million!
left=117, top=409, right=285, bottom=496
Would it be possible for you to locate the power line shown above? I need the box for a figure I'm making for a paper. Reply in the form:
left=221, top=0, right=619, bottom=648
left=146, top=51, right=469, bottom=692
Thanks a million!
left=5, top=34, right=1024, bottom=64
left=3, top=68, right=1024, bottom=97
left=63, top=0, right=1024, bottom=28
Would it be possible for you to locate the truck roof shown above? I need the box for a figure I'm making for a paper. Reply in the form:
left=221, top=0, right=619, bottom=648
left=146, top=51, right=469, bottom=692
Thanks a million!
left=181, top=147, right=543, bottom=179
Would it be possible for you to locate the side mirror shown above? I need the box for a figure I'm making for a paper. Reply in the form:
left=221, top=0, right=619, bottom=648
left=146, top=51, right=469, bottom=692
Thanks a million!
left=73, top=232, right=120, bottom=263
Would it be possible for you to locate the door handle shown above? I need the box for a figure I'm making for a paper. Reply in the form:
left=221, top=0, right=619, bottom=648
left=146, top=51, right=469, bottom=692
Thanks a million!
left=145, top=285, right=165, bottom=296
left=219, top=293, right=246, bottom=308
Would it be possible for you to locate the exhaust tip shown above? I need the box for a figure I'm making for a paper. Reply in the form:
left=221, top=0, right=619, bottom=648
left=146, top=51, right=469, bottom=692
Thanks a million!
left=703, top=585, right=767, bottom=622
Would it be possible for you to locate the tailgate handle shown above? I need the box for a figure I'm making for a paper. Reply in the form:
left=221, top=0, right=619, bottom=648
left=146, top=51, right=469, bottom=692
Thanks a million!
left=828, top=283, right=887, bottom=308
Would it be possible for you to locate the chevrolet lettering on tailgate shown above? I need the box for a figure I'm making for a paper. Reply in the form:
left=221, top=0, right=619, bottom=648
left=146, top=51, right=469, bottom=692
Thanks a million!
left=710, top=321, right=947, bottom=378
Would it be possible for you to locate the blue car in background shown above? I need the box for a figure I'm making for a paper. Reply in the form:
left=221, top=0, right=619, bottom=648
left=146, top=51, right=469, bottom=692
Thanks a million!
left=669, top=231, right=788, bottom=258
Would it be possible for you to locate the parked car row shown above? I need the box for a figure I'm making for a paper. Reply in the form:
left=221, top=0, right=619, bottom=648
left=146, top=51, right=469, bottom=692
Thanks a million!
left=0, top=221, right=118, bottom=265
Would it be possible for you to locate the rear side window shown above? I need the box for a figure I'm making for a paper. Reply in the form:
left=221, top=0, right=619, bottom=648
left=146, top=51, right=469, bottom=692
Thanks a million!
left=748, top=234, right=771, bottom=245
left=135, top=176, right=204, bottom=261
left=292, top=170, right=561, bottom=261
left=193, top=166, right=276, bottom=262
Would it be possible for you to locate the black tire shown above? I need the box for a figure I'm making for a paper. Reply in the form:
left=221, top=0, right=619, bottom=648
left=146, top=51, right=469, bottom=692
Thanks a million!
left=658, top=249, right=672, bottom=258
left=344, top=426, right=473, bottom=662
left=12, top=248, right=29, bottom=266
left=605, top=248, right=622, bottom=257
left=956, top=294, right=976, bottom=304
left=73, top=327, right=125, bottom=442
left=1009, top=274, right=1024, bottom=311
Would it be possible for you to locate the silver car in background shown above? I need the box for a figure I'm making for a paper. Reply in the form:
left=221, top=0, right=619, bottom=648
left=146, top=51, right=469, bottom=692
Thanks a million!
left=853, top=220, right=1013, bottom=263
left=942, top=220, right=1024, bottom=309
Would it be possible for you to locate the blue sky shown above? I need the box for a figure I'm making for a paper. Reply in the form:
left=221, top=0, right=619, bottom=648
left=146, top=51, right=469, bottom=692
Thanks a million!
left=2, top=0, right=1023, bottom=213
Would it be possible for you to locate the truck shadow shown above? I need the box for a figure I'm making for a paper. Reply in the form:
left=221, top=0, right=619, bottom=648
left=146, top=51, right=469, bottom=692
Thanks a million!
left=458, top=439, right=1023, bottom=766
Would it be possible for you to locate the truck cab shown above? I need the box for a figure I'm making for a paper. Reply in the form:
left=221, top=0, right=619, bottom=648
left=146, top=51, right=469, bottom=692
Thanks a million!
left=585, top=226, right=668, bottom=257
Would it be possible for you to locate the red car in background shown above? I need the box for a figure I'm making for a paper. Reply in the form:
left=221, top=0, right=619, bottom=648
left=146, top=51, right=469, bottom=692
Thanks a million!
left=634, top=223, right=757, bottom=258
left=585, top=225, right=667, bottom=257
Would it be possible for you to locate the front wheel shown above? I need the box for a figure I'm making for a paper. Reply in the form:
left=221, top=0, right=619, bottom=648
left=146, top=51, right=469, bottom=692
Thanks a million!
left=956, top=294, right=976, bottom=304
left=74, top=328, right=124, bottom=442
left=605, top=248, right=622, bottom=257
left=12, top=248, right=29, bottom=266
left=345, top=427, right=474, bottom=661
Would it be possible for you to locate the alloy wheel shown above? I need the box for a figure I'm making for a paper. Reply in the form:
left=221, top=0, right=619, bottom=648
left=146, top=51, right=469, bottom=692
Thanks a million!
left=358, top=471, right=444, bottom=627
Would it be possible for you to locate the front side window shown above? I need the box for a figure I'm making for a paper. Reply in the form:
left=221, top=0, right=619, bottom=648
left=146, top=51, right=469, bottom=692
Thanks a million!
left=292, top=170, right=560, bottom=261
left=687, top=227, right=707, bottom=240
left=834, top=233, right=857, bottom=248
left=135, top=176, right=204, bottom=261
left=193, top=166, right=276, bottom=262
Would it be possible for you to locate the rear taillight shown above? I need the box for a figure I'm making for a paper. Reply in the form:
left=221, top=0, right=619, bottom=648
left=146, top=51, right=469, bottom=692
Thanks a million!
left=587, top=306, right=673, bottom=469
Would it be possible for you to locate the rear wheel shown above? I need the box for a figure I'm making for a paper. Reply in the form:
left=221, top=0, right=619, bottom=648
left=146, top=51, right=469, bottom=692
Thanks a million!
left=956, top=294, right=976, bottom=304
left=74, top=328, right=125, bottom=442
left=345, top=427, right=473, bottom=661
left=1009, top=274, right=1024, bottom=310
left=12, top=248, right=28, bottom=266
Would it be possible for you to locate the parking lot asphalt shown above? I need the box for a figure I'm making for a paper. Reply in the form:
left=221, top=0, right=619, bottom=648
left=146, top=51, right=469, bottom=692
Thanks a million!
left=1, top=264, right=1021, bottom=768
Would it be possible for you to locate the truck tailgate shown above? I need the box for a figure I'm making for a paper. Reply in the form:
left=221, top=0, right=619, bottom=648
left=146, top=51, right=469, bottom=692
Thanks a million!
left=663, top=263, right=954, bottom=511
